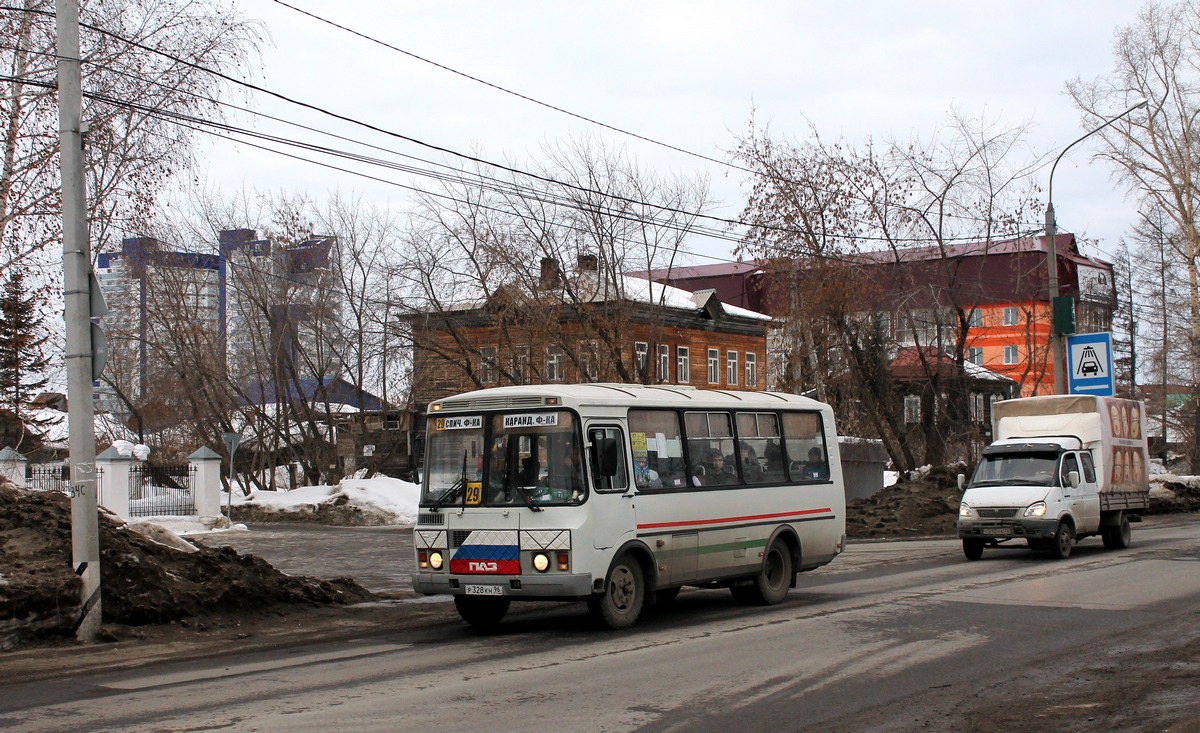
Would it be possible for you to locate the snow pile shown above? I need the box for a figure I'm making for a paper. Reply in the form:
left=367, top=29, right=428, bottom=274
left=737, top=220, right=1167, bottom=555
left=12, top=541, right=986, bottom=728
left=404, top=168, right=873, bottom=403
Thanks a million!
left=109, top=440, right=152, bottom=461
left=227, top=476, right=421, bottom=526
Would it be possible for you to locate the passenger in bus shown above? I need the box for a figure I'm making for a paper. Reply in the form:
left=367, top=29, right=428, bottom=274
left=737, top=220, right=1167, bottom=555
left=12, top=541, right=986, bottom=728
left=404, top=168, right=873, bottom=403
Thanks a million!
left=518, top=456, right=539, bottom=485
left=764, top=439, right=784, bottom=471
left=739, top=444, right=765, bottom=482
left=704, top=450, right=737, bottom=485
left=634, top=455, right=662, bottom=489
left=802, top=447, right=828, bottom=480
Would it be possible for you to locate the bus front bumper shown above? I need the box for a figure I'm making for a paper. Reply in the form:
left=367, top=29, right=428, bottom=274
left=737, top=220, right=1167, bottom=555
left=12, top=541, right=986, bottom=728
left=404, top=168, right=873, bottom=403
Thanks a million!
left=411, top=572, right=595, bottom=598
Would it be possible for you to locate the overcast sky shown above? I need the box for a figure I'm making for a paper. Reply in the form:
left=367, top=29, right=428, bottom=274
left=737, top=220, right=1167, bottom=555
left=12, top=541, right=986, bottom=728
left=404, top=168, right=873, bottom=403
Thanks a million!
left=195, top=0, right=1149, bottom=265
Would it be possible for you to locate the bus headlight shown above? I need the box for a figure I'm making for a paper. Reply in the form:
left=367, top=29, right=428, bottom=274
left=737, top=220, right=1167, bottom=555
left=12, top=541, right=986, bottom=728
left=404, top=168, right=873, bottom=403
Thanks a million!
left=429, top=551, right=444, bottom=570
left=532, top=552, right=550, bottom=572
left=1024, top=502, right=1048, bottom=518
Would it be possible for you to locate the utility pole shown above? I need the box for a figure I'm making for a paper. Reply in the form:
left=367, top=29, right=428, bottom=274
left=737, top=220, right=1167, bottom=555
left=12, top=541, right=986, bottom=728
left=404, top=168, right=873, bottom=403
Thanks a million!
left=56, top=0, right=103, bottom=642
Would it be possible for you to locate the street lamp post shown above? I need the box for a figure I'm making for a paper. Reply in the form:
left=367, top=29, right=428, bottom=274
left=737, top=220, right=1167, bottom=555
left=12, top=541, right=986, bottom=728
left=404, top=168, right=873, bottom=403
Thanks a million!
left=1045, top=98, right=1148, bottom=395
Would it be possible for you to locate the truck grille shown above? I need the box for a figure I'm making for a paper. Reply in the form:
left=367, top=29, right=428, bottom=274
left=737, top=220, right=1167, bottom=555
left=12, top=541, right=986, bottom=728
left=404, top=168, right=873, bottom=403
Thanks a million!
left=978, top=508, right=1019, bottom=518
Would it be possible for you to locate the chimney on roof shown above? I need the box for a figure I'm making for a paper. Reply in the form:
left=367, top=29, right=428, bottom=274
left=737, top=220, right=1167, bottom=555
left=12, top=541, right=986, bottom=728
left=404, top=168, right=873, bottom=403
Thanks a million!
left=577, top=253, right=598, bottom=272
left=540, top=257, right=562, bottom=289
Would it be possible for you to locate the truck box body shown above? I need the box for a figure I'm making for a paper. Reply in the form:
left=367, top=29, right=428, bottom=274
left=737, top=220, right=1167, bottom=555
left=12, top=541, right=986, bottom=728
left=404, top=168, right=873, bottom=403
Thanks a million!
left=990, top=394, right=1148, bottom=495
left=958, top=394, right=1149, bottom=559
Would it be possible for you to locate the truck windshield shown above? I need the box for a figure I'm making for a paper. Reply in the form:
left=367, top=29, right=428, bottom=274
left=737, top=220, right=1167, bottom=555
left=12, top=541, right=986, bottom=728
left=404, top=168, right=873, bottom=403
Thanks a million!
left=422, top=410, right=586, bottom=507
left=971, top=452, right=1061, bottom=487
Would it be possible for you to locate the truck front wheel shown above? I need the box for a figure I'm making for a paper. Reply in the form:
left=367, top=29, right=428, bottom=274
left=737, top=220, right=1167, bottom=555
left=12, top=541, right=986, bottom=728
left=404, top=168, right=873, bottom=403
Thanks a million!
left=1050, top=521, right=1074, bottom=559
left=962, top=538, right=984, bottom=561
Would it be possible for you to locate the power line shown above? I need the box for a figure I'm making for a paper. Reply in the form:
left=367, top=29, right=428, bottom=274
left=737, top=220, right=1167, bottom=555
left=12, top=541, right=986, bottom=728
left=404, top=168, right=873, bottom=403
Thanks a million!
left=269, top=0, right=763, bottom=180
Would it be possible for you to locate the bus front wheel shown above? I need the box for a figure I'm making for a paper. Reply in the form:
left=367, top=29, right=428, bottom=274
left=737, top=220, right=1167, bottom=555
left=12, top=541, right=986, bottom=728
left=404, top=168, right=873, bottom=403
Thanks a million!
left=588, top=556, right=645, bottom=629
left=454, top=595, right=510, bottom=629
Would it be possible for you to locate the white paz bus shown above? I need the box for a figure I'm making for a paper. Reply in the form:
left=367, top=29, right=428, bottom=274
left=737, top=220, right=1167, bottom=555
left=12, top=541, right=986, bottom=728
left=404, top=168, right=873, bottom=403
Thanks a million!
left=411, top=384, right=847, bottom=629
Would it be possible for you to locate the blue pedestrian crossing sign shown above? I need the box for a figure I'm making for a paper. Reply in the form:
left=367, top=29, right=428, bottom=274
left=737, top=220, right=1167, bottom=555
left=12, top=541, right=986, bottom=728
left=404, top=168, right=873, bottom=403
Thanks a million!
left=1065, top=332, right=1114, bottom=396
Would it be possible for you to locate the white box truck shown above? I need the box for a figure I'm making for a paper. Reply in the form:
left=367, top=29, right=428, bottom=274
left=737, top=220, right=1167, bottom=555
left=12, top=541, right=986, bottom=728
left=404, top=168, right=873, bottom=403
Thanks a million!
left=956, top=394, right=1150, bottom=560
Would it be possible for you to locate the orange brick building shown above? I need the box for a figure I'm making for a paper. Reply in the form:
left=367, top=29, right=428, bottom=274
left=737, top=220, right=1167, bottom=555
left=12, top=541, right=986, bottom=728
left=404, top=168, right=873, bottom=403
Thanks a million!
left=647, top=234, right=1116, bottom=398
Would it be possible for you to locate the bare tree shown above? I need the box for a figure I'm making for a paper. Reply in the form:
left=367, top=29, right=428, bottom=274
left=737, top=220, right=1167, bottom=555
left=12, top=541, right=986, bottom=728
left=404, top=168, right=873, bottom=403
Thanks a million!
left=397, top=138, right=713, bottom=397
left=1069, top=0, right=1200, bottom=467
left=735, top=113, right=1041, bottom=471
left=0, top=1, right=261, bottom=305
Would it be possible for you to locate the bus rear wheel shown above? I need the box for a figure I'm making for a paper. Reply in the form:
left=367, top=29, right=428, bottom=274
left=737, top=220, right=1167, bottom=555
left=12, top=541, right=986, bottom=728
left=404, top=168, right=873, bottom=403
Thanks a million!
left=588, top=556, right=645, bottom=629
left=454, top=595, right=510, bottom=629
left=732, top=539, right=793, bottom=606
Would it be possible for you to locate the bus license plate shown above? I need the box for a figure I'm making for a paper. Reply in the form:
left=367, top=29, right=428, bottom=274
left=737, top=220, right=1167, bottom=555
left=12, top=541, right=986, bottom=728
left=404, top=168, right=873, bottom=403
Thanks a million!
left=465, top=584, right=503, bottom=596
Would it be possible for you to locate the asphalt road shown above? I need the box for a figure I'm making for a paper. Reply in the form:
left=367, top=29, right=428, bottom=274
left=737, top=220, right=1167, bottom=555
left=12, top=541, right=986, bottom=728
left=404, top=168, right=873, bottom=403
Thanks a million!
left=4, top=517, right=1200, bottom=732
left=196, top=523, right=418, bottom=595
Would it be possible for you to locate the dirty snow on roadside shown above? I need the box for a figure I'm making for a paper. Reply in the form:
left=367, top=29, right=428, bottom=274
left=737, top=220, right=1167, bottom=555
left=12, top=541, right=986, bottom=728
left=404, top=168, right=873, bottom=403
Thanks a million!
left=145, top=475, right=422, bottom=539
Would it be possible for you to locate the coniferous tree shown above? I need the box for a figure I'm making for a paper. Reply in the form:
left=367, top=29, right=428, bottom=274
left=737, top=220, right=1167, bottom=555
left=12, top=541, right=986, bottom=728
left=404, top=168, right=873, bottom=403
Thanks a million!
left=0, top=269, right=50, bottom=449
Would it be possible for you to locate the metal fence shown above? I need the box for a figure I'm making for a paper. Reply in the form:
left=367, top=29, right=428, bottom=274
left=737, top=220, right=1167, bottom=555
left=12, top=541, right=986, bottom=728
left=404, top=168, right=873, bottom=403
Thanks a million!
left=26, top=464, right=69, bottom=493
left=128, top=463, right=196, bottom=517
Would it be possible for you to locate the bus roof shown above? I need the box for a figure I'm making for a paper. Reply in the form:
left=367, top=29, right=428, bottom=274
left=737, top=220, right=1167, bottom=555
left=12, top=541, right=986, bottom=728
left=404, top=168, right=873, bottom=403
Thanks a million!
left=431, top=383, right=830, bottom=412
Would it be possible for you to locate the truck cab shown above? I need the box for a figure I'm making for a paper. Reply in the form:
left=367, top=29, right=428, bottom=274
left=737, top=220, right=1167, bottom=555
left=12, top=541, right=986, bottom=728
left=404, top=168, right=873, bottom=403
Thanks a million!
left=958, top=437, right=1102, bottom=559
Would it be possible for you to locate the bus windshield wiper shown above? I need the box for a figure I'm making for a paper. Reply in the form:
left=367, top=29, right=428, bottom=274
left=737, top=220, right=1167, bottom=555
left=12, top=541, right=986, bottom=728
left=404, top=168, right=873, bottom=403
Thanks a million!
left=429, top=451, right=468, bottom=511
left=513, top=484, right=543, bottom=511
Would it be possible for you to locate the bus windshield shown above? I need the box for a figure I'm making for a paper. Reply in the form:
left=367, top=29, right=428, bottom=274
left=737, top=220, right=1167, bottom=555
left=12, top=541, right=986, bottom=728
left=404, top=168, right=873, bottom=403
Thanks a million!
left=422, top=409, right=585, bottom=507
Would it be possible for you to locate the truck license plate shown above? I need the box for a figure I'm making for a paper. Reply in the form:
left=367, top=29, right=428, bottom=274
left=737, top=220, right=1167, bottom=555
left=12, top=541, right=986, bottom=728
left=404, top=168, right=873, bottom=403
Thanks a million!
left=465, top=584, right=503, bottom=596
left=981, top=527, right=1009, bottom=536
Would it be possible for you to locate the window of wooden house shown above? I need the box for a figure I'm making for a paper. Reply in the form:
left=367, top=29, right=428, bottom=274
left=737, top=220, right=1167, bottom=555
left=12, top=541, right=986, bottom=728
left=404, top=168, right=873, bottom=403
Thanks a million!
left=707, top=348, right=719, bottom=384
left=635, top=342, right=649, bottom=378
left=480, top=347, right=498, bottom=384
left=745, top=352, right=758, bottom=388
left=512, top=346, right=530, bottom=384
left=677, top=346, right=690, bottom=384
left=657, top=344, right=670, bottom=383
left=727, top=350, right=738, bottom=386
left=547, top=346, right=565, bottom=382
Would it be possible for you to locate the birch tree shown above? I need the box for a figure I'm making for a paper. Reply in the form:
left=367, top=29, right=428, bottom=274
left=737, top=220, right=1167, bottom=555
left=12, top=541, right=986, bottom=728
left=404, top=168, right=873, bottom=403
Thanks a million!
left=1068, top=0, right=1200, bottom=467
left=0, top=0, right=260, bottom=299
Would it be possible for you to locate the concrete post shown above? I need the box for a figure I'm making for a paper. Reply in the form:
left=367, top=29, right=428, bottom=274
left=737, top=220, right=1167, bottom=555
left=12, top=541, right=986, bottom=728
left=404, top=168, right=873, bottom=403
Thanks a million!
left=95, top=446, right=133, bottom=521
left=0, top=447, right=27, bottom=487
left=188, top=446, right=223, bottom=517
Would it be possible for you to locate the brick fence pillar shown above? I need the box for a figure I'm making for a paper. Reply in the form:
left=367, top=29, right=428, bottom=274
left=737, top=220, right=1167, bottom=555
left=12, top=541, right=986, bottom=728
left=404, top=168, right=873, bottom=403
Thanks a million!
left=188, top=446, right=222, bottom=517
left=96, top=446, right=133, bottom=520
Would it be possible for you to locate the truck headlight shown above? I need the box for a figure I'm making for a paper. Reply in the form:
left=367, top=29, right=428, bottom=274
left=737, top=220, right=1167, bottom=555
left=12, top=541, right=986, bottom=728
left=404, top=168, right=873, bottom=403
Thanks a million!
left=1024, top=502, right=1047, bottom=518
left=959, top=502, right=975, bottom=518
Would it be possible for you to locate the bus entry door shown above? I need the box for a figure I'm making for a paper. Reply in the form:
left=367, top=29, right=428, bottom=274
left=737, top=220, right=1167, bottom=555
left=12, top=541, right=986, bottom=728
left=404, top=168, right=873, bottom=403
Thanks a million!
left=588, top=424, right=635, bottom=550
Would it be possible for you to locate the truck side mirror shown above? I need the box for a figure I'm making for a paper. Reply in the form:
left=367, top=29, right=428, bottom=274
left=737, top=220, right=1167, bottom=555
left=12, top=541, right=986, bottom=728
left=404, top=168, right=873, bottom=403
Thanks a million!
left=957, top=473, right=965, bottom=490
left=1068, top=470, right=1080, bottom=488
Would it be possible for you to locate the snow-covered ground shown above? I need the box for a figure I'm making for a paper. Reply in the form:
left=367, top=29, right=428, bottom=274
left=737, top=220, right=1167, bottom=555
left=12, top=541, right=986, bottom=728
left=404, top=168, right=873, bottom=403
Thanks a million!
left=139, top=475, right=422, bottom=537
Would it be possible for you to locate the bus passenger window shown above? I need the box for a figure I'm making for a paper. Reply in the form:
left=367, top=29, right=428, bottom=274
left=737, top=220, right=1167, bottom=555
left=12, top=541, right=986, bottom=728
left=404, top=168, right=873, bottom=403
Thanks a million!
left=782, top=411, right=829, bottom=482
left=630, top=409, right=687, bottom=489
